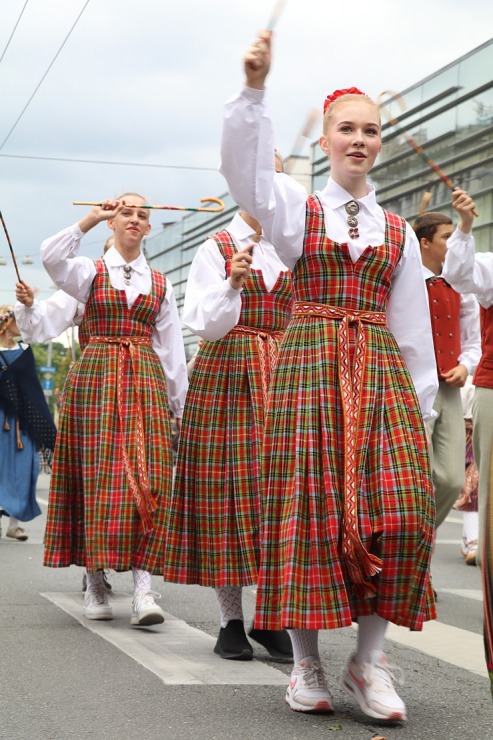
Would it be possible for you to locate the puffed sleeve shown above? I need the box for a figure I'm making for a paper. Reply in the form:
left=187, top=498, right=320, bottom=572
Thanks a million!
left=151, top=278, right=188, bottom=418
left=40, top=223, right=96, bottom=302
left=387, top=224, right=438, bottom=422
left=182, top=238, right=243, bottom=340
left=15, top=291, right=84, bottom=343
left=220, top=86, right=307, bottom=268
left=442, top=227, right=493, bottom=308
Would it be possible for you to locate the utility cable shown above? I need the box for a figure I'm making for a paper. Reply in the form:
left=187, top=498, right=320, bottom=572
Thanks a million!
left=0, top=0, right=29, bottom=66
left=0, top=0, right=91, bottom=152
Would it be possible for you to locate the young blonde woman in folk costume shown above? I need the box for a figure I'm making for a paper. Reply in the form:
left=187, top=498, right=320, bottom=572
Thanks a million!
left=219, top=31, right=438, bottom=723
left=40, top=195, right=188, bottom=626
left=0, top=308, right=56, bottom=541
left=163, top=157, right=294, bottom=661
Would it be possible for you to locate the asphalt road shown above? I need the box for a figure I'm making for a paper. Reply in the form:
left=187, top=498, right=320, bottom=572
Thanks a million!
left=0, top=473, right=490, bottom=740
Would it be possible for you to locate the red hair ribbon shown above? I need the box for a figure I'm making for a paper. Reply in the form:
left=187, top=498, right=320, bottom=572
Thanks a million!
left=323, top=87, right=365, bottom=113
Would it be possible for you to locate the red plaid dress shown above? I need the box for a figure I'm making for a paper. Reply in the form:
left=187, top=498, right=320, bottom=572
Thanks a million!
left=254, top=195, right=436, bottom=631
left=44, top=261, right=173, bottom=573
left=163, top=231, right=292, bottom=586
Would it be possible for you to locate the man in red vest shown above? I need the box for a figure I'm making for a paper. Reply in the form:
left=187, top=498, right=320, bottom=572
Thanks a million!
left=414, top=199, right=481, bottom=544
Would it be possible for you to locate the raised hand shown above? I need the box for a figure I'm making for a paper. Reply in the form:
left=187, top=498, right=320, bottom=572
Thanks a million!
left=244, top=30, right=272, bottom=90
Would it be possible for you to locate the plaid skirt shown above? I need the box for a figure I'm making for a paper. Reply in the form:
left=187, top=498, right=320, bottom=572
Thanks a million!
left=163, top=329, right=282, bottom=586
left=44, top=340, right=172, bottom=573
left=254, top=313, right=436, bottom=631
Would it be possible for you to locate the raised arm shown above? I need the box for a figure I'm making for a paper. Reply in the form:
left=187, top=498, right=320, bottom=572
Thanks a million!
left=219, top=32, right=307, bottom=269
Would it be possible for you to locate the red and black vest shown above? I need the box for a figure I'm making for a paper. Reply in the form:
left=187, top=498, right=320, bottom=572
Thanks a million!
left=426, top=276, right=461, bottom=380
left=473, top=305, right=493, bottom=389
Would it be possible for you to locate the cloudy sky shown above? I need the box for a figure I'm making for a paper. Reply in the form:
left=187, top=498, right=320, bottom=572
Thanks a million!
left=0, top=0, right=492, bottom=307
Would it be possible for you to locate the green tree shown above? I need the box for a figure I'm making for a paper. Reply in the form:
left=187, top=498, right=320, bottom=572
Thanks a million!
left=30, top=340, right=80, bottom=414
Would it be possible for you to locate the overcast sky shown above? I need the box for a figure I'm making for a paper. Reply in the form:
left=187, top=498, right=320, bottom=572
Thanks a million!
left=0, top=0, right=492, bottom=307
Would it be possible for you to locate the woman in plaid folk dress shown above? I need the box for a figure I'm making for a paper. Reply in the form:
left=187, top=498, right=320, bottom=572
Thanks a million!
left=40, top=196, right=187, bottom=626
left=219, top=32, right=438, bottom=722
left=163, top=194, right=294, bottom=661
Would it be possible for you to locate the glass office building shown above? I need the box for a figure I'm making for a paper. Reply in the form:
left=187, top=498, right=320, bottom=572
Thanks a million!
left=313, top=38, right=493, bottom=250
left=145, top=38, right=493, bottom=358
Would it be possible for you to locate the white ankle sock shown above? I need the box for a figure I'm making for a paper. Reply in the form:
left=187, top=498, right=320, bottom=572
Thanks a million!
left=132, top=568, right=151, bottom=595
left=355, top=613, right=388, bottom=664
left=214, top=586, right=243, bottom=627
left=287, top=629, right=319, bottom=664
left=8, top=516, right=19, bottom=530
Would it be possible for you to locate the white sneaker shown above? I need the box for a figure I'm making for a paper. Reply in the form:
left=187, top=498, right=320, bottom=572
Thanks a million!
left=83, top=586, right=113, bottom=621
left=341, top=652, right=407, bottom=722
left=285, top=656, right=334, bottom=713
left=131, top=590, right=165, bottom=626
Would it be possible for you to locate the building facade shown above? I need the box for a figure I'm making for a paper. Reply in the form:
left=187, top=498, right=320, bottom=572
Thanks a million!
left=145, top=38, right=493, bottom=358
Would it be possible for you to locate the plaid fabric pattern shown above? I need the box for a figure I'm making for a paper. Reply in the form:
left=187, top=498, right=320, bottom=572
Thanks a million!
left=44, top=262, right=173, bottom=573
left=163, top=231, right=292, bottom=586
left=254, top=195, right=436, bottom=631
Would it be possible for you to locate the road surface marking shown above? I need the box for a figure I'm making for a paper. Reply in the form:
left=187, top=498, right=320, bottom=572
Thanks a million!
left=41, top=591, right=288, bottom=686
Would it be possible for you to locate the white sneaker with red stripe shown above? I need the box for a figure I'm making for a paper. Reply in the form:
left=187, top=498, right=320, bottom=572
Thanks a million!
left=285, top=656, right=334, bottom=713
left=341, top=652, right=407, bottom=722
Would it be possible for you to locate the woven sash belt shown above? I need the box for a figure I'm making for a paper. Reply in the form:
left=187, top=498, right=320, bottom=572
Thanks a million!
left=89, top=336, right=157, bottom=533
left=293, top=301, right=388, bottom=597
left=229, top=325, right=285, bottom=409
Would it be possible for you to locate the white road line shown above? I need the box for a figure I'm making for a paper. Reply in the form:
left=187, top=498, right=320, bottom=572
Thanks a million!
left=41, top=592, right=288, bottom=686
left=444, top=516, right=463, bottom=525
left=380, top=621, right=486, bottom=677
left=435, top=538, right=462, bottom=545
left=440, top=588, right=483, bottom=602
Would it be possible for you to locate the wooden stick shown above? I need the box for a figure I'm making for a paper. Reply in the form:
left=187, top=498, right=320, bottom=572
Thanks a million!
left=266, top=0, right=288, bottom=31
left=417, top=191, right=433, bottom=216
left=377, top=90, right=479, bottom=217
left=0, top=211, right=21, bottom=282
left=72, top=197, right=225, bottom=213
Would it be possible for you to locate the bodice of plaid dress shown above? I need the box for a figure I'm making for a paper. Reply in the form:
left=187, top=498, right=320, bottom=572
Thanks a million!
left=78, top=260, right=166, bottom=349
left=214, top=230, right=293, bottom=332
left=293, top=195, right=406, bottom=310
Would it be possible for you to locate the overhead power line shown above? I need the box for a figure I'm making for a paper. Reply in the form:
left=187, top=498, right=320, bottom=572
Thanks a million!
left=0, top=152, right=217, bottom=172
left=0, top=0, right=29, bottom=66
left=0, top=0, right=91, bottom=152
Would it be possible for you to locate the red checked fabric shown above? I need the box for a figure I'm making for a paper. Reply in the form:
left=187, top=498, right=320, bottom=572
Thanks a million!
left=44, top=261, right=173, bottom=573
left=254, top=195, right=436, bottom=632
left=163, top=230, right=293, bottom=587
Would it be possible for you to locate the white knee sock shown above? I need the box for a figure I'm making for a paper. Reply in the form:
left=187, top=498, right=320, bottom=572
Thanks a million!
left=132, top=568, right=152, bottom=595
left=287, top=629, right=319, bottom=664
left=214, top=586, right=243, bottom=627
left=355, top=613, right=389, bottom=664
left=8, top=516, right=19, bottom=530
left=86, top=569, right=105, bottom=593
left=463, top=511, right=479, bottom=545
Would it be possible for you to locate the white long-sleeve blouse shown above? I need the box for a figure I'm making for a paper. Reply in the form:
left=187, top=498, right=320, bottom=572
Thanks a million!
left=219, top=86, right=438, bottom=421
left=183, top=211, right=290, bottom=341
left=40, top=224, right=188, bottom=417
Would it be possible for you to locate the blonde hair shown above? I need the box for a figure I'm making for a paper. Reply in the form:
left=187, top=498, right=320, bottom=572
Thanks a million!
left=0, top=305, right=15, bottom=335
left=117, top=192, right=147, bottom=203
left=322, top=93, right=380, bottom=134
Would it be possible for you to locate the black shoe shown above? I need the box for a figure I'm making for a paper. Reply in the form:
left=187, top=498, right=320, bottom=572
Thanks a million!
left=214, top=620, right=253, bottom=660
left=248, top=627, right=293, bottom=661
